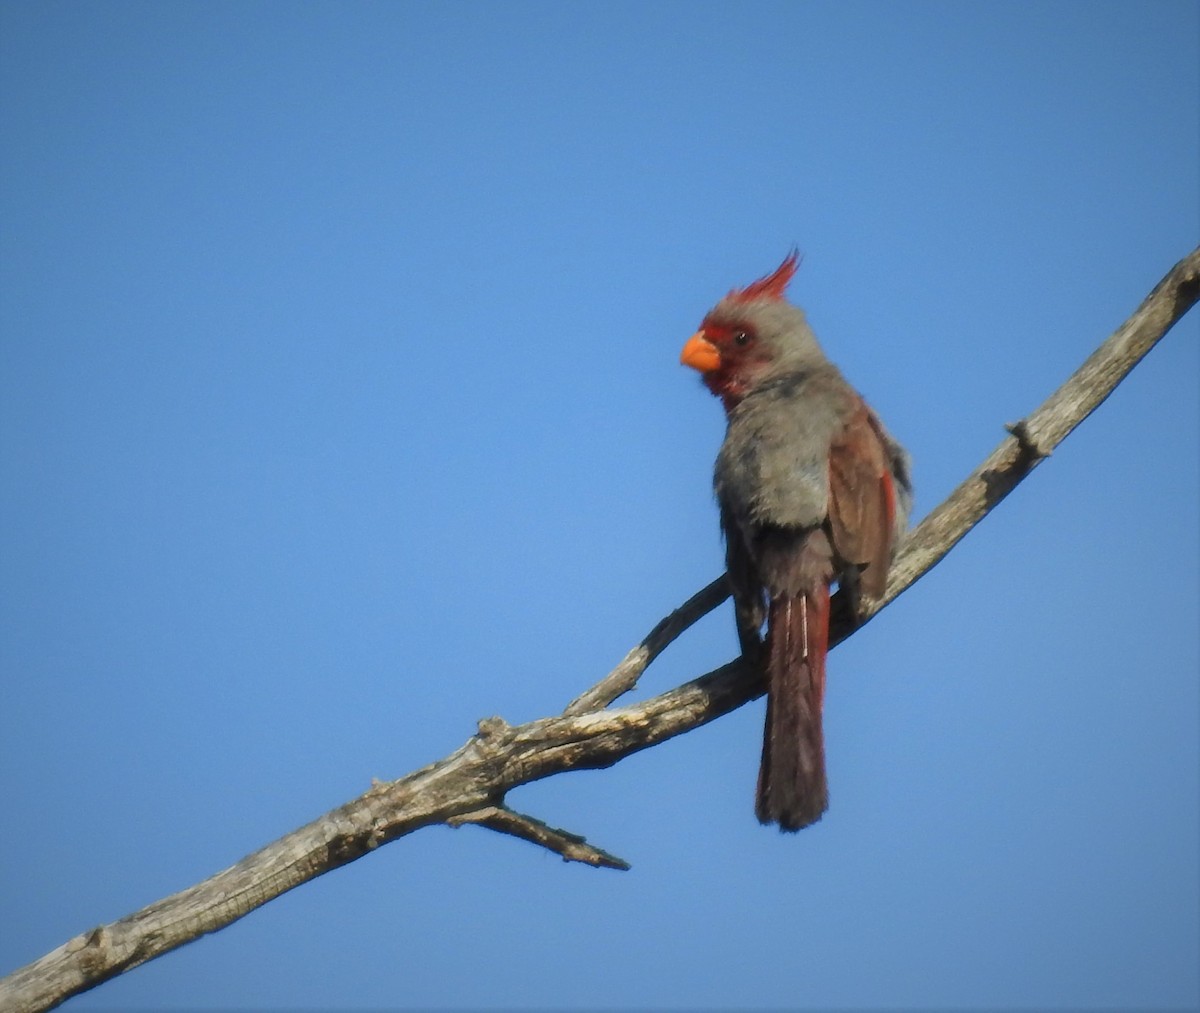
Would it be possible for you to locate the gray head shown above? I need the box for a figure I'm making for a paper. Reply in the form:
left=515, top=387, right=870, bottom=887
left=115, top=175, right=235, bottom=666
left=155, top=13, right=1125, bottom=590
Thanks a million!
left=680, top=253, right=829, bottom=408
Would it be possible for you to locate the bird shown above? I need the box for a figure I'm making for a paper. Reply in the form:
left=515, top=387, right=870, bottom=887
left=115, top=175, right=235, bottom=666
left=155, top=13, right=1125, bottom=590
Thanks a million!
left=680, top=252, right=912, bottom=831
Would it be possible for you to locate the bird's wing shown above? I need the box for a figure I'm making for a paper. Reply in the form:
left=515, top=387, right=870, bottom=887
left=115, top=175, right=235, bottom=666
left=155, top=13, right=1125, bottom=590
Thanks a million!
left=826, top=401, right=897, bottom=598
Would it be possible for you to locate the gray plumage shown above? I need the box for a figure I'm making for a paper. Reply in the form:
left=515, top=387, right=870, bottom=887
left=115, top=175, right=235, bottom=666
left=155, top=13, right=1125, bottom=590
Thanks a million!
left=681, top=256, right=912, bottom=831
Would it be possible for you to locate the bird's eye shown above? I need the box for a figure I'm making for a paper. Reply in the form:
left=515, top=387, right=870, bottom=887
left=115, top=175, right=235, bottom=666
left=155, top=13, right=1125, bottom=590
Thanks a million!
left=733, top=330, right=751, bottom=347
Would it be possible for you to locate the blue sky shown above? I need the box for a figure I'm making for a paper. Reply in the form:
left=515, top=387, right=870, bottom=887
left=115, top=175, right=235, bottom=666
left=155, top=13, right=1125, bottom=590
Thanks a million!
left=1, top=1, right=1197, bottom=1009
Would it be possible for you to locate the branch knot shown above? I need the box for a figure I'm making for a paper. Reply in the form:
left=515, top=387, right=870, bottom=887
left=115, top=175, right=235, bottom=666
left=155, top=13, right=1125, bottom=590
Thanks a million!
left=1005, top=419, right=1051, bottom=464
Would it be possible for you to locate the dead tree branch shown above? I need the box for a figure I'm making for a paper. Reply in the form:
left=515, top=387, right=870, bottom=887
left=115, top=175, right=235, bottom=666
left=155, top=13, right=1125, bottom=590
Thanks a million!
left=3, top=246, right=1197, bottom=1013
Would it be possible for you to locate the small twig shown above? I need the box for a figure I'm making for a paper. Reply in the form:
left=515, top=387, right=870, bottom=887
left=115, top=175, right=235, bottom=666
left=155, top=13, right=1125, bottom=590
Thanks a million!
left=450, top=805, right=630, bottom=871
left=564, top=575, right=730, bottom=715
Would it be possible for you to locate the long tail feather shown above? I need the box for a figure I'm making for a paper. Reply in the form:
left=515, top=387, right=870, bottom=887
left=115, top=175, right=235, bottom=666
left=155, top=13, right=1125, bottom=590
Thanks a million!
left=755, top=587, right=830, bottom=831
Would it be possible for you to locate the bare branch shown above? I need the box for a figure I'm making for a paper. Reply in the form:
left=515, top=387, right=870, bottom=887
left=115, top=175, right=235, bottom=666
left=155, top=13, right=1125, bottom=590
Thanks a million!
left=873, top=245, right=1199, bottom=620
left=3, top=246, right=1196, bottom=1013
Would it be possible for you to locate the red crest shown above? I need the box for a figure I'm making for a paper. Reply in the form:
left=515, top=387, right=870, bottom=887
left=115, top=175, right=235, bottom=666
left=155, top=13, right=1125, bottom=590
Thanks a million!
left=728, top=251, right=801, bottom=303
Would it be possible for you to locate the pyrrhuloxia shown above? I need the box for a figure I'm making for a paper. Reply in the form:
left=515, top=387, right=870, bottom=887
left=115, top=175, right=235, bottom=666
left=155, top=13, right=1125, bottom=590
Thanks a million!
left=681, top=253, right=912, bottom=831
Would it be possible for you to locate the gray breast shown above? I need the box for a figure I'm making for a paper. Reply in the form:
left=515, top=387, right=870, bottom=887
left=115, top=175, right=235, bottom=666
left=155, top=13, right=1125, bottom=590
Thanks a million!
left=714, top=373, right=847, bottom=531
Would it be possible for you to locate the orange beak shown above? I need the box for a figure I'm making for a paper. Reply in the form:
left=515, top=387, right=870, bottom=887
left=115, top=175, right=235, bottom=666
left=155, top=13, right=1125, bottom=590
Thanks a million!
left=680, top=330, right=721, bottom=373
